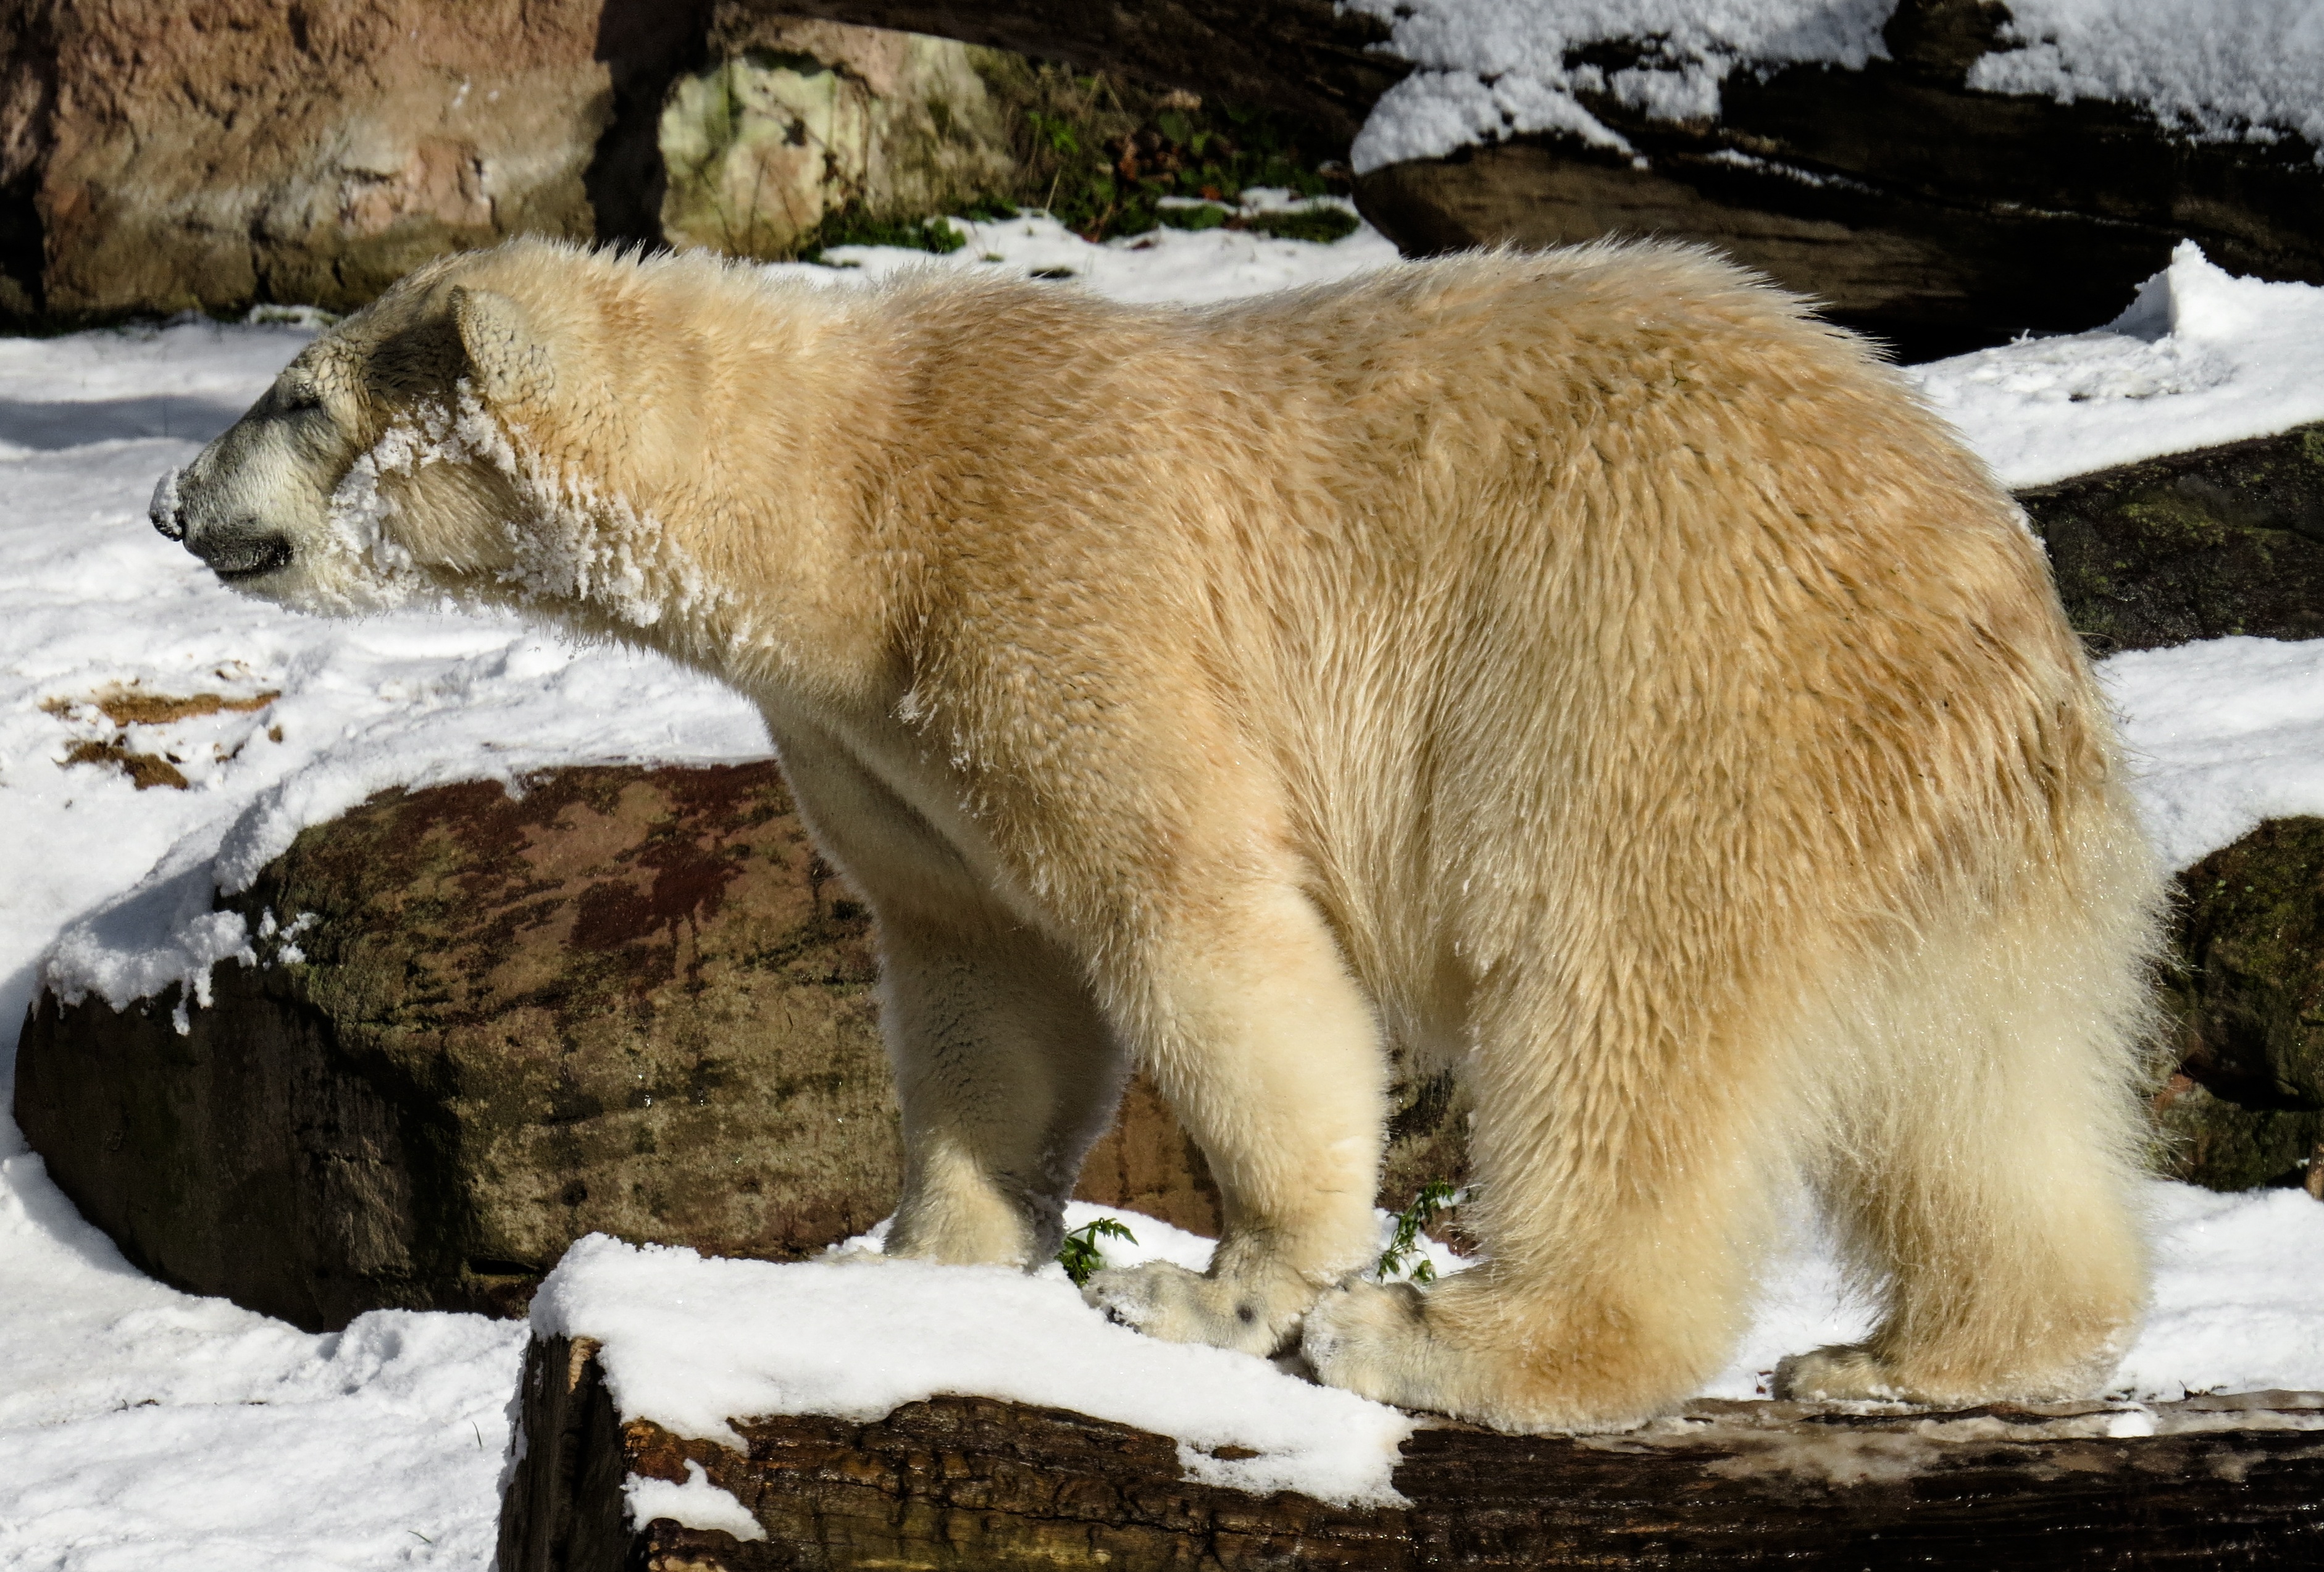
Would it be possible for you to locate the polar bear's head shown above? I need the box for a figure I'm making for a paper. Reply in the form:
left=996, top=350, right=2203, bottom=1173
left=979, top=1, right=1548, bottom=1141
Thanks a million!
left=151, top=247, right=595, bottom=617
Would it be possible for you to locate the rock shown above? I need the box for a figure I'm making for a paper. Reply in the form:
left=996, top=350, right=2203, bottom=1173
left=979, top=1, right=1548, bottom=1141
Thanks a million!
left=656, top=19, right=1015, bottom=260
left=499, top=1333, right=2324, bottom=1571
left=2018, top=422, right=2324, bottom=654
left=15, top=761, right=1469, bottom=1327
left=2158, top=818, right=2324, bottom=1194
left=0, top=4, right=1027, bottom=325
left=756, top=0, right=1404, bottom=148
left=14, top=763, right=902, bottom=1329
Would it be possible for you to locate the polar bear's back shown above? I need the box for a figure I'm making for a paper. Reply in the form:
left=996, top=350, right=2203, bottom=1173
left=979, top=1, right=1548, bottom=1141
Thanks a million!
left=835, top=246, right=2123, bottom=1039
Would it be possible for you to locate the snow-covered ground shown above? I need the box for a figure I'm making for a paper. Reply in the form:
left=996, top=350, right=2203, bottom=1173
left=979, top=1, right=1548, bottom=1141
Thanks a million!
left=1344, top=0, right=2324, bottom=172
left=5, top=211, right=2324, bottom=1563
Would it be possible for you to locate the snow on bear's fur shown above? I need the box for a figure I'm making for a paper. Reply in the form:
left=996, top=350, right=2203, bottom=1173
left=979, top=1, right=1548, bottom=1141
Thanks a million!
left=156, top=236, right=2165, bottom=1433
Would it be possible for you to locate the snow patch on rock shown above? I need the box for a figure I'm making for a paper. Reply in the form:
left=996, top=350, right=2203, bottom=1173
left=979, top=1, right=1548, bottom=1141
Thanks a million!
left=1345, top=1, right=2324, bottom=173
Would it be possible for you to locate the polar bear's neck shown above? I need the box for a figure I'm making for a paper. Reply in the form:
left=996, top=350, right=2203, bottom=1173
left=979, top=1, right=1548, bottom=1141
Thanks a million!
left=457, top=269, right=909, bottom=723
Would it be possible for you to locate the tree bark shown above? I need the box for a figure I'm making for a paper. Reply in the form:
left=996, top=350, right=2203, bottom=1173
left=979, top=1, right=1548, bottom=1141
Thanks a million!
left=500, top=1334, right=2324, bottom=1571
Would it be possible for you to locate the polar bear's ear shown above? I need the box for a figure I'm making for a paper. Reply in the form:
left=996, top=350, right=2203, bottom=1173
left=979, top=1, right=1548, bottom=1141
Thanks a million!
left=449, top=286, right=555, bottom=406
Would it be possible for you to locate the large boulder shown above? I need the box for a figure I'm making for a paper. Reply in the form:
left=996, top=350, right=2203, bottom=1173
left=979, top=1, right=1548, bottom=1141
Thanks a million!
left=15, top=763, right=901, bottom=1329
left=656, top=18, right=1015, bottom=261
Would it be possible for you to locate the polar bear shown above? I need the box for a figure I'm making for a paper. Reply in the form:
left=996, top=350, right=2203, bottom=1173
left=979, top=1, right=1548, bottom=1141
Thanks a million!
left=154, top=236, right=2162, bottom=1432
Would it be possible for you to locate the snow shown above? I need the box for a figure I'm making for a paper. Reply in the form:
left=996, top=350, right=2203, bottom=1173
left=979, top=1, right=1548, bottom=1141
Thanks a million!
left=1970, top=1, right=2324, bottom=153
left=2100, top=638, right=2324, bottom=874
left=1344, top=0, right=1895, bottom=172
left=798, top=195, right=1402, bottom=303
left=1342, top=1, right=2324, bottom=173
left=1904, top=241, right=2324, bottom=489
left=0, top=1146, right=524, bottom=1570
left=3, top=214, right=2323, bottom=1563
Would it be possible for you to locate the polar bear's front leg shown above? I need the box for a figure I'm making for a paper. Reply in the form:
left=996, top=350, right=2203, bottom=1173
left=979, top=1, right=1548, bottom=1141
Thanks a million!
left=876, top=909, right=1130, bottom=1269
left=1082, top=883, right=1387, bottom=1357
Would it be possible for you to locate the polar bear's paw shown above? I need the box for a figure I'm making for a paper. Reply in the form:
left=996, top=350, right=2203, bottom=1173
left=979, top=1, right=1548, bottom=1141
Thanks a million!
left=1082, top=1260, right=1308, bottom=1358
left=1300, top=1279, right=1439, bottom=1403
left=1769, top=1345, right=1911, bottom=1403
left=1302, top=1278, right=1677, bottom=1432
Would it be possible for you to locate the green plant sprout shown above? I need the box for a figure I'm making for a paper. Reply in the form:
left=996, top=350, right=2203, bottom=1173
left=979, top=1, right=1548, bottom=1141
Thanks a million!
left=1376, top=1179, right=1463, bottom=1284
left=1057, top=1215, right=1138, bottom=1286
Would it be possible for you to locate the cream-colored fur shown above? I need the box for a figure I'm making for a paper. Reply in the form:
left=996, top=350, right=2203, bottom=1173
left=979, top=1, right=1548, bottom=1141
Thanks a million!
left=158, top=236, right=2164, bottom=1432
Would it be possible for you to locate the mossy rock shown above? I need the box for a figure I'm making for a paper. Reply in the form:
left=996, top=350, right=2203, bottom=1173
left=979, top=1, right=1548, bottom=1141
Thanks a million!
left=2158, top=817, right=2324, bottom=1191
left=2020, top=422, right=2324, bottom=654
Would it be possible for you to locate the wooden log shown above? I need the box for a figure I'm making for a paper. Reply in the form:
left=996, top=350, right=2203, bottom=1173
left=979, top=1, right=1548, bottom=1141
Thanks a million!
left=499, top=1334, right=2324, bottom=1570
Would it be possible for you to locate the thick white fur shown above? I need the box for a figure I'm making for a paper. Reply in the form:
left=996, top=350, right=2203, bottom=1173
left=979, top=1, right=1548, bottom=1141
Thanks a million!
left=164, top=237, right=2164, bottom=1432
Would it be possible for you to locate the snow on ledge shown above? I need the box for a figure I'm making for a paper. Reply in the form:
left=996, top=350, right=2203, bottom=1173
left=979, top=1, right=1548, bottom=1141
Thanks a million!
left=532, top=1185, right=2324, bottom=1518
left=1343, top=1, right=2324, bottom=174
left=625, top=1460, right=768, bottom=1542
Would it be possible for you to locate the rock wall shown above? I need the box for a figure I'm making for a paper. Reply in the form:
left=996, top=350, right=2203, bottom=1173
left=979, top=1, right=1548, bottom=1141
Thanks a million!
left=0, top=2, right=1021, bottom=325
left=0, top=0, right=625, bottom=323
left=10, top=1, right=2322, bottom=353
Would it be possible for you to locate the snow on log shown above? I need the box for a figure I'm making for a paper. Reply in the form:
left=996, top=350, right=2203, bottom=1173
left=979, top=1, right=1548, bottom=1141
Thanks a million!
left=498, top=1332, right=2324, bottom=1571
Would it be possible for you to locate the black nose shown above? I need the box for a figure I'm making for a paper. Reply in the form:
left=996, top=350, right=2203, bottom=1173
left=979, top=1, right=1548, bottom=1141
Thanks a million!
left=149, top=467, right=185, bottom=541
left=194, top=532, right=294, bottom=580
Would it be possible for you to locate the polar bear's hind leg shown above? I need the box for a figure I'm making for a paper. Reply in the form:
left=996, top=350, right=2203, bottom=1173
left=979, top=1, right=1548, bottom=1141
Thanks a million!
left=1780, top=819, right=2159, bottom=1406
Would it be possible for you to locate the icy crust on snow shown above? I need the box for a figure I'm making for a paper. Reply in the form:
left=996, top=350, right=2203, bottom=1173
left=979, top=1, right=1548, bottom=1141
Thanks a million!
left=1342, top=0, right=1895, bottom=172
left=1970, top=0, right=2324, bottom=154
left=1904, top=242, right=2324, bottom=489
left=535, top=1204, right=1422, bottom=1507
left=1343, top=1, right=2324, bottom=174
left=772, top=198, right=1401, bottom=303
left=541, top=1184, right=2324, bottom=1513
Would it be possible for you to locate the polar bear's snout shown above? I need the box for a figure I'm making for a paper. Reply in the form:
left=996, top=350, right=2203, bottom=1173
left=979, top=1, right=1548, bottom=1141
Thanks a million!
left=148, top=468, right=187, bottom=541
left=154, top=460, right=296, bottom=582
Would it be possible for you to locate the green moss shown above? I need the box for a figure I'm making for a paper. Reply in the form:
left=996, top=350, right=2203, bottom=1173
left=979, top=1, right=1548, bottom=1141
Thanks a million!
left=798, top=209, right=968, bottom=263
left=2157, top=819, right=2324, bottom=1190
left=964, top=56, right=1351, bottom=243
